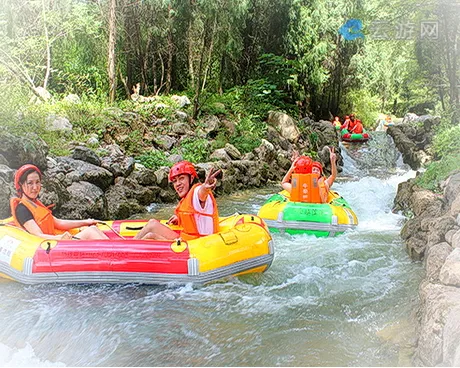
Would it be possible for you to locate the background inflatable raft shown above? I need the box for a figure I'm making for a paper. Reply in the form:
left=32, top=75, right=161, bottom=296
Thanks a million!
left=258, top=190, right=358, bottom=237
left=340, top=128, right=370, bottom=142
left=0, top=214, right=274, bottom=285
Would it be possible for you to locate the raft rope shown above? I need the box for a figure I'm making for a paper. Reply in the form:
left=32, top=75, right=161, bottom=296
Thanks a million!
left=97, top=221, right=126, bottom=240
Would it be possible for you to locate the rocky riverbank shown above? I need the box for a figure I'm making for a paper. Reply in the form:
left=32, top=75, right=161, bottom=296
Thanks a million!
left=390, top=114, right=460, bottom=366
left=0, top=111, right=341, bottom=221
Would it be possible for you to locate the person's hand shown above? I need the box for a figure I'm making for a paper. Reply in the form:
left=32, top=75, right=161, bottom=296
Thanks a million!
left=167, top=215, right=178, bottom=225
left=85, top=219, right=98, bottom=226
left=291, top=150, right=299, bottom=162
left=329, top=146, right=337, bottom=163
left=203, top=167, right=221, bottom=191
left=61, top=231, right=72, bottom=240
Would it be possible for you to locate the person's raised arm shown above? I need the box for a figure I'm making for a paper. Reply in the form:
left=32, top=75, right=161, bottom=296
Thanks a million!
left=198, top=167, right=221, bottom=202
left=325, top=147, right=337, bottom=189
left=281, top=159, right=298, bottom=192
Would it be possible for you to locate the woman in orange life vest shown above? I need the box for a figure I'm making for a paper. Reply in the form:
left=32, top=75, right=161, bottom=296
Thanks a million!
left=281, top=147, right=337, bottom=203
left=10, top=164, right=109, bottom=240
left=134, top=161, right=222, bottom=241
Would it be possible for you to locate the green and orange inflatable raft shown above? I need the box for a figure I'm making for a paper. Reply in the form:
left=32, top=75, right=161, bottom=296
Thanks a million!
left=258, top=190, right=358, bottom=237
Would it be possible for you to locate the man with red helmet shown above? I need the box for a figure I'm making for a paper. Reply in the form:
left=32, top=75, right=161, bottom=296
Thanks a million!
left=281, top=148, right=337, bottom=203
left=10, top=164, right=108, bottom=240
left=134, top=161, right=222, bottom=240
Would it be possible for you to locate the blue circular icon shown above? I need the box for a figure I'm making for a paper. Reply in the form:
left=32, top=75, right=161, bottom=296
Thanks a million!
left=339, top=19, right=364, bottom=40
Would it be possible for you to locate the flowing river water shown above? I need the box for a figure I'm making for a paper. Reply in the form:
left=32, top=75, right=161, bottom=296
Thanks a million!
left=0, top=132, right=423, bottom=367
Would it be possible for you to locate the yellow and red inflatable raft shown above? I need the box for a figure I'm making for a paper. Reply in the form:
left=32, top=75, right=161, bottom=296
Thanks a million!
left=0, top=214, right=274, bottom=285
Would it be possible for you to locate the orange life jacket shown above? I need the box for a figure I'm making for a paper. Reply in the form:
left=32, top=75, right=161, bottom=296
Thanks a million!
left=174, top=183, right=219, bottom=240
left=290, top=173, right=329, bottom=203
left=10, top=197, right=55, bottom=235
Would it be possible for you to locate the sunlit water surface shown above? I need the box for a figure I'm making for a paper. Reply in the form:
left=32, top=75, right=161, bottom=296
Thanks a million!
left=0, top=133, right=423, bottom=366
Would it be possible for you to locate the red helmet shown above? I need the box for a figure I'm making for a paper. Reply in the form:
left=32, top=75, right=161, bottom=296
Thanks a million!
left=168, top=161, right=198, bottom=182
left=312, top=161, right=323, bottom=174
left=293, top=156, right=312, bottom=174
left=14, top=164, right=42, bottom=196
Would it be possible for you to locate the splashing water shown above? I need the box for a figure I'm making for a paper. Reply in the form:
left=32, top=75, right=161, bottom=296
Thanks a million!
left=0, top=138, right=422, bottom=367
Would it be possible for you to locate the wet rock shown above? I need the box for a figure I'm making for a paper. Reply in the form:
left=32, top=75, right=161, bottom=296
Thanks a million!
left=444, top=172, right=460, bottom=206
left=452, top=229, right=460, bottom=248
left=425, top=242, right=452, bottom=282
left=415, top=282, right=460, bottom=366
left=445, top=229, right=459, bottom=246
left=440, top=248, right=460, bottom=287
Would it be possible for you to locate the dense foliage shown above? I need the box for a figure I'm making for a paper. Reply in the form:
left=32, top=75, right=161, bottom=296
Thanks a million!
left=0, top=0, right=459, bottom=186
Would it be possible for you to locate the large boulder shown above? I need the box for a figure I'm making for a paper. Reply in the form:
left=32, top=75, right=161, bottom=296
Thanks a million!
left=415, top=282, right=460, bottom=366
left=202, top=115, right=221, bottom=138
left=72, top=146, right=101, bottom=166
left=57, top=181, right=108, bottom=220
left=425, top=242, right=452, bottom=282
left=267, top=111, right=300, bottom=143
left=254, top=139, right=277, bottom=163
left=444, top=172, right=460, bottom=206
left=439, top=248, right=460, bottom=287
left=50, top=157, right=113, bottom=190
left=0, top=177, right=15, bottom=219
left=386, top=125, right=422, bottom=170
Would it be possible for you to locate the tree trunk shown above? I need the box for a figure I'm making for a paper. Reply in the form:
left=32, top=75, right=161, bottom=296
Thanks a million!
left=41, top=0, right=51, bottom=90
left=165, top=3, right=174, bottom=94
left=201, top=13, right=218, bottom=92
left=108, top=0, right=117, bottom=103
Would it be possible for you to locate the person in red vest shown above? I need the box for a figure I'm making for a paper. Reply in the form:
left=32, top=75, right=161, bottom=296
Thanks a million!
left=134, top=161, right=222, bottom=240
left=345, top=114, right=357, bottom=132
left=350, top=119, right=364, bottom=134
left=10, top=164, right=109, bottom=240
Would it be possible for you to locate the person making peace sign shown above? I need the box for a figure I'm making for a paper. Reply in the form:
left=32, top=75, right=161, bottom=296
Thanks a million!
left=134, top=161, right=222, bottom=241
